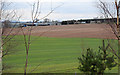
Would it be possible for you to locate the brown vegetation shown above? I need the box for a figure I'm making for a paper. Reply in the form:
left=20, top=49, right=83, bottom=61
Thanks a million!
left=10, top=24, right=116, bottom=39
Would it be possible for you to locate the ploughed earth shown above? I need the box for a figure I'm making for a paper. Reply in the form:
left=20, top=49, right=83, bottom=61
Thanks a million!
left=3, top=24, right=117, bottom=39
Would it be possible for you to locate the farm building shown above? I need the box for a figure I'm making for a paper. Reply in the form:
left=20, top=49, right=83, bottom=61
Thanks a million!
left=23, top=18, right=61, bottom=26
left=61, top=18, right=118, bottom=25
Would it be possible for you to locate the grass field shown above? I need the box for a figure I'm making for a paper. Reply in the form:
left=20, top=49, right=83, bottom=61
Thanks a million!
left=3, top=36, right=118, bottom=73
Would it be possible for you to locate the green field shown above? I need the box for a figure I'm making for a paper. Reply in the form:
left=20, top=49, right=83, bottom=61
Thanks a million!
left=3, top=36, right=118, bottom=73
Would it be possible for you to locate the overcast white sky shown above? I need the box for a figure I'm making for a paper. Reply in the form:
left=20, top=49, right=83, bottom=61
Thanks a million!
left=6, top=0, right=115, bottom=21
left=7, top=0, right=115, bottom=2
left=8, top=0, right=94, bottom=2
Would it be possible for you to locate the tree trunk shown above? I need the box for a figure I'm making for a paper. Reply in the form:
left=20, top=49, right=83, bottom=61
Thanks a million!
left=118, top=40, right=120, bottom=75
left=24, top=50, right=28, bottom=75
left=116, top=1, right=120, bottom=74
left=103, top=40, right=106, bottom=71
left=0, top=22, right=2, bottom=74
left=117, top=9, right=119, bottom=28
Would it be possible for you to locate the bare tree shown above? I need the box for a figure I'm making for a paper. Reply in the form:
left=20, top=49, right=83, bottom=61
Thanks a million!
left=0, top=0, right=62, bottom=74
left=0, top=0, right=23, bottom=73
left=97, top=0, right=120, bottom=74
left=19, top=0, right=63, bottom=74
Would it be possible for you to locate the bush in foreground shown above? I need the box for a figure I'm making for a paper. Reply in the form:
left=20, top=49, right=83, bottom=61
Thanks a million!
left=78, top=46, right=117, bottom=75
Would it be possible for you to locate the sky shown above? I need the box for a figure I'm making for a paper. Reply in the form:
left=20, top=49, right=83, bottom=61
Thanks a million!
left=5, top=0, right=115, bottom=21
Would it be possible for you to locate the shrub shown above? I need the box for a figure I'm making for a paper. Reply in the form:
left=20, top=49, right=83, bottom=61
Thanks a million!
left=78, top=46, right=117, bottom=75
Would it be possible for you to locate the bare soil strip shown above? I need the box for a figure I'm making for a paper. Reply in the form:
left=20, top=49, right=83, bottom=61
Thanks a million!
left=8, top=24, right=117, bottom=39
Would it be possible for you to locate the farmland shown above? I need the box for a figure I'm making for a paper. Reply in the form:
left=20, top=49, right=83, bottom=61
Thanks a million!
left=3, top=24, right=118, bottom=73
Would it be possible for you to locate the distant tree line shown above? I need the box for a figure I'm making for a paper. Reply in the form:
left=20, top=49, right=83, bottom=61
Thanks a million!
left=61, top=18, right=118, bottom=25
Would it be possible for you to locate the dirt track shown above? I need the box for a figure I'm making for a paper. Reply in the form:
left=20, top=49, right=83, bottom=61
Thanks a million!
left=10, top=24, right=117, bottom=39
